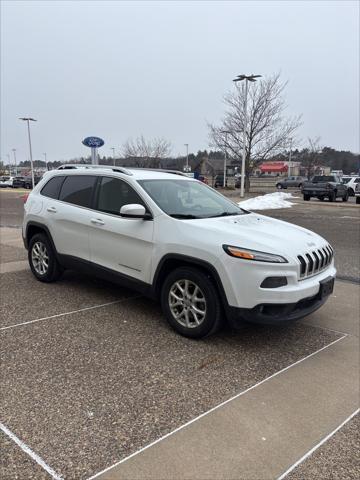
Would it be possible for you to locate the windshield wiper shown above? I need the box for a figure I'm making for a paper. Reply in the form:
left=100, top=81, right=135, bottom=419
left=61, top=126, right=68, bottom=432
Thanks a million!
left=169, top=214, right=200, bottom=219
left=208, top=211, right=242, bottom=218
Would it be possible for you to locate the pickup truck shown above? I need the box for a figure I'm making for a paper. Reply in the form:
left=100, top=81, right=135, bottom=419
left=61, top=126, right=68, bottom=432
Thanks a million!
left=301, top=175, right=349, bottom=202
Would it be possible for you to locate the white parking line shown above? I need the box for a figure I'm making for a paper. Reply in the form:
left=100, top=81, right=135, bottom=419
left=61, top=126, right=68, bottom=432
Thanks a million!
left=0, top=296, right=141, bottom=331
left=86, top=334, right=348, bottom=480
left=0, top=422, right=63, bottom=480
left=277, top=408, right=360, bottom=479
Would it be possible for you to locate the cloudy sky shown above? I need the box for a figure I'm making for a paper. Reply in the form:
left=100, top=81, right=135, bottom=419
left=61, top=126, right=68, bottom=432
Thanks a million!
left=1, top=0, right=359, bottom=163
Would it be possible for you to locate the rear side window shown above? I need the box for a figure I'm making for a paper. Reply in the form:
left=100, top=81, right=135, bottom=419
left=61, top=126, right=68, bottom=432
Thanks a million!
left=96, top=177, right=146, bottom=215
left=41, top=176, right=65, bottom=199
left=59, top=175, right=96, bottom=208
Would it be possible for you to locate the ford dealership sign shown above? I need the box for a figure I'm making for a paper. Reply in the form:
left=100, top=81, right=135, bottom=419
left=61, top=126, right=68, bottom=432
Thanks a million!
left=82, top=136, right=105, bottom=148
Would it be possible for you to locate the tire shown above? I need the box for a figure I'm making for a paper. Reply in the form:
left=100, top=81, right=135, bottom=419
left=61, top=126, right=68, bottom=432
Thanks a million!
left=342, top=191, right=349, bottom=202
left=303, top=194, right=310, bottom=201
left=348, top=188, right=354, bottom=196
left=276, top=184, right=283, bottom=189
left=298, top=183, right=302, bottom=189
left=28, top=233, right=62, bottom=283
left=328, top=192, right=336, bottom=202
left=356, top=196, right=360, bottom=205
left=161, top=267, right=223, bottom=339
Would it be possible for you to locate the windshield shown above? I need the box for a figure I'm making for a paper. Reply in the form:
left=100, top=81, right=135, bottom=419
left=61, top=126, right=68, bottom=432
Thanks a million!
left=138, top=179, right=247, bottom=219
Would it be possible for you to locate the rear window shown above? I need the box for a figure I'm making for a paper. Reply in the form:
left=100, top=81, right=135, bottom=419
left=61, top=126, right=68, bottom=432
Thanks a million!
left=312, top=176, right=336, bottom=182
left=41, top=176, right=65, bottom=199
left=59, top=175, right=96, bottom=208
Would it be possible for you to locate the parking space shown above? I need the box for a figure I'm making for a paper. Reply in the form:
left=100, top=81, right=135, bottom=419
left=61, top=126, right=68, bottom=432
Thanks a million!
left=1, top=266, right=343, bottom=479
left=1, top=190, right=359, bottom=479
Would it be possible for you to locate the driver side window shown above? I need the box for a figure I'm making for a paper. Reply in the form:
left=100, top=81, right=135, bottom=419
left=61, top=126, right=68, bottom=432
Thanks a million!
left=96, top=177, right=146, bottom=216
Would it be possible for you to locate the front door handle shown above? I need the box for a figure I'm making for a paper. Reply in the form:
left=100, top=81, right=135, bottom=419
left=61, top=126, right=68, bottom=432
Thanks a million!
left=47, top=206, right=57, bottom=213
left=90, top=218, right=105, bottom=226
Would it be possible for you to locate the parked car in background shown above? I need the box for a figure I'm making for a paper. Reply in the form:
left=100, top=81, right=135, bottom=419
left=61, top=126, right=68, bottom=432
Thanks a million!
left=0, top=176, right=14, bottom=188
left=276, top=176, right=306, bottom=189
left=301, top=175, right=348, bottom=202
left=341, top=176, right=360, bottom=196
left=214, top=174, right=228, bottom=188
left=355, top=182, right=360, bottom=204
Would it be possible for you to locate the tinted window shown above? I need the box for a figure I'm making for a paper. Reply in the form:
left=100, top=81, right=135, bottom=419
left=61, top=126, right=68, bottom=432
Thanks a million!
left=41, top=176, right=65, bottom=199
left=59, top=175, right=96, bottom=208
left=96, top=177, right=146, bottom=215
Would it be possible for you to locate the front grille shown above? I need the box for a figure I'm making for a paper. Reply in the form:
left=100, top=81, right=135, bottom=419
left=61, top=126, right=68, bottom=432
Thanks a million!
left=297, top=244, right=334, bottom=279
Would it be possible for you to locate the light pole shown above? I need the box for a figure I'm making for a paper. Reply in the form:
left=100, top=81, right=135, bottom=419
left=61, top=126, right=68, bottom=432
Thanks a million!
left=111, top=147, right=116, bottom=166
left=7, top=154, right=11, bottom=176
left=288, top=139, right=293, bottom=178
left=43, top=152, right=48, bottom=170
left=220, top=130, right=231, bottom=188
left=184, top=143, right=189, bottom=172
left=19, top=117, right=37, bottom=188
left=12, top=149, right=17, bottom=176
left=233, top=74, right=262, bottom=197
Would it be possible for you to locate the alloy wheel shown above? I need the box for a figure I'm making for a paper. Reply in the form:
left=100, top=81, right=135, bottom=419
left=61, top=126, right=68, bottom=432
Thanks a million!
left=168, top=279, right=207, bottom=328
left=31, top=241, right=49, bottom=275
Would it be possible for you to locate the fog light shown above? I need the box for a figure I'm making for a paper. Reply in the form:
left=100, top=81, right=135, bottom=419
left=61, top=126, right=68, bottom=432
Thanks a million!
left=260, top=277, right=287, bottom=288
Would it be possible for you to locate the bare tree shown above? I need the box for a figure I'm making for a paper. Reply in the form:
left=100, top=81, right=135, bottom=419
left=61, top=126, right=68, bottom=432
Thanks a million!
left=122, top=135, right=172, bottom=168
left=302, top=136, right=322, bottom=179
left=208, top=73, right=302, bottom=190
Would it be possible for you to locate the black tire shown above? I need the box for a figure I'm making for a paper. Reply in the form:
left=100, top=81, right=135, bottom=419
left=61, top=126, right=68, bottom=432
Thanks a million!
left=28, top=233, right=62, bottom=282
left=356, top=196, right=360, bottom=205
left=161, top=267, right=223, bottom=339
left=303, top=194, right=311, bottom=201
left=342, top=191, right=349, bottom=202
left=348, top=188, right=354, bottom=196
left=276, top=183, right=283, bottom=189
left=328, top=192, right=336, bottom=202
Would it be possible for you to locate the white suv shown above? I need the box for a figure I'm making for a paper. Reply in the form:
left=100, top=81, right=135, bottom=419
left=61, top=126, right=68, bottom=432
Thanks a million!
left=23, top=165, right=336, bottom=338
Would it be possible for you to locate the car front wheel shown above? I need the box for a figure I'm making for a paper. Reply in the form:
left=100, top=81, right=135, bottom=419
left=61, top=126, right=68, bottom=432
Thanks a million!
left=29, top=233, right=62, bottom=282
left=161, top=267, right=223, bottom=338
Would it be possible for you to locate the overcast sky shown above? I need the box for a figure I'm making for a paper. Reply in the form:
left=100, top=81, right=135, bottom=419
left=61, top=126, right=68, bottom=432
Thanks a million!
left=1, top=0, right=359, bottom=163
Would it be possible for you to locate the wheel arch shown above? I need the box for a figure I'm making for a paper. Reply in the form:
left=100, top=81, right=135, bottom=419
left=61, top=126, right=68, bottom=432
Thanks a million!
left=152, top=254, right=229, bottom=310
left=25, top=222, right=58, bottom=259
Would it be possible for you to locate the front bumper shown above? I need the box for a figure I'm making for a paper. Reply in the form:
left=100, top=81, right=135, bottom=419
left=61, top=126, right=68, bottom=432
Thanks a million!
left=227, top=287, right=332, bottom=326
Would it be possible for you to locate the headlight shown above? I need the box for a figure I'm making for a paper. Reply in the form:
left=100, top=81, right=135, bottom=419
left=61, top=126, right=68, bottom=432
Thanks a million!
left=223, top=245, right=288, bottom=263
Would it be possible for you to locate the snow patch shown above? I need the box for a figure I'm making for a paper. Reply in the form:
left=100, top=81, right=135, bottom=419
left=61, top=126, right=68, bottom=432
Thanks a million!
left=238, top=192, right=297, bottom=210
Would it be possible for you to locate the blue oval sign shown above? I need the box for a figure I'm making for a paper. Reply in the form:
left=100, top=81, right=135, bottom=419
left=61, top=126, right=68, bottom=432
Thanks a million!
left=82, top=136, right=105, bottom=148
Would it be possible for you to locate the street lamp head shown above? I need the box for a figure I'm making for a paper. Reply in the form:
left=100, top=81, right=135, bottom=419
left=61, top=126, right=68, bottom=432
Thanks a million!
left=19, top=117, right=37, bottom=122
left=233, top=74, right=262, bottom=83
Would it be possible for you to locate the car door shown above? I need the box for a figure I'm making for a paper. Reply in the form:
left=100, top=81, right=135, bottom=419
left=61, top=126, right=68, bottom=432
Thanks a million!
left=43, top=174, right=97, bottom=261
left=89, top=176, right=154, bottom=283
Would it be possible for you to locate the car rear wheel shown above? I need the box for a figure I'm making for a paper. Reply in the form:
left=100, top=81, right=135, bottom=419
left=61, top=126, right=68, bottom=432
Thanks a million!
left=356, top=197, right=360, bottom=204
left=161, top=267, right=223, bottom=339
left=29, top=233, right=62, bottom=282
left=276, top=184, right=283, bottom=189
left=342, top=191, right=349, bottom=202
left=348, top=188, right=354, bottom=196
left=328, top=192, right=336, bottom=202
left=303, top=194, right=311, bottom=201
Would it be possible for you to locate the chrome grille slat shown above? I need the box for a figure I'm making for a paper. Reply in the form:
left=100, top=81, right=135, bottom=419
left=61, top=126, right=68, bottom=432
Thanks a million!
left=297, top=244, right=333, bottom=279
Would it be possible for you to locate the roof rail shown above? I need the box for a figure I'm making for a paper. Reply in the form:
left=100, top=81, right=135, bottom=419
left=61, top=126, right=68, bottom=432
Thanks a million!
left=57, top=164, right=133, bottom=176
left=130, top=168, right=189, bottom=177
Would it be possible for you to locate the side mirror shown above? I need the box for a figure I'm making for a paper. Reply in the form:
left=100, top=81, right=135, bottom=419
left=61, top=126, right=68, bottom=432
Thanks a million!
left=120, top=204, right=150, bottom=219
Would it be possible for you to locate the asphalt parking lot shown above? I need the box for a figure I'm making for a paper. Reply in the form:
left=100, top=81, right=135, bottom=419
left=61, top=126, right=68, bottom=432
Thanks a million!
left=0, top=189, right=359, bottom=480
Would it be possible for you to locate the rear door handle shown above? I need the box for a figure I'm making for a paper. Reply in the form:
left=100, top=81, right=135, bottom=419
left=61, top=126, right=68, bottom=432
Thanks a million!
left=47, top=206, right=57, bottom=213
left=90, top=218, right=105, bottom=226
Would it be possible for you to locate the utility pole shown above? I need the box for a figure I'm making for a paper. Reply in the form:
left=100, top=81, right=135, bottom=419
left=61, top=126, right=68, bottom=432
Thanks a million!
left=19, top=117, right=37, bottom=189
left=7, top=154, right=11, bottom=176
left=232, top=74, right=262, bottom=198
left=43, top=152, right=48, bottom=170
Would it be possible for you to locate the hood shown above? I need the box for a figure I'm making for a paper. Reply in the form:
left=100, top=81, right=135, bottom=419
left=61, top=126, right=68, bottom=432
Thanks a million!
left=185, top=213, right=328, bottom=258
